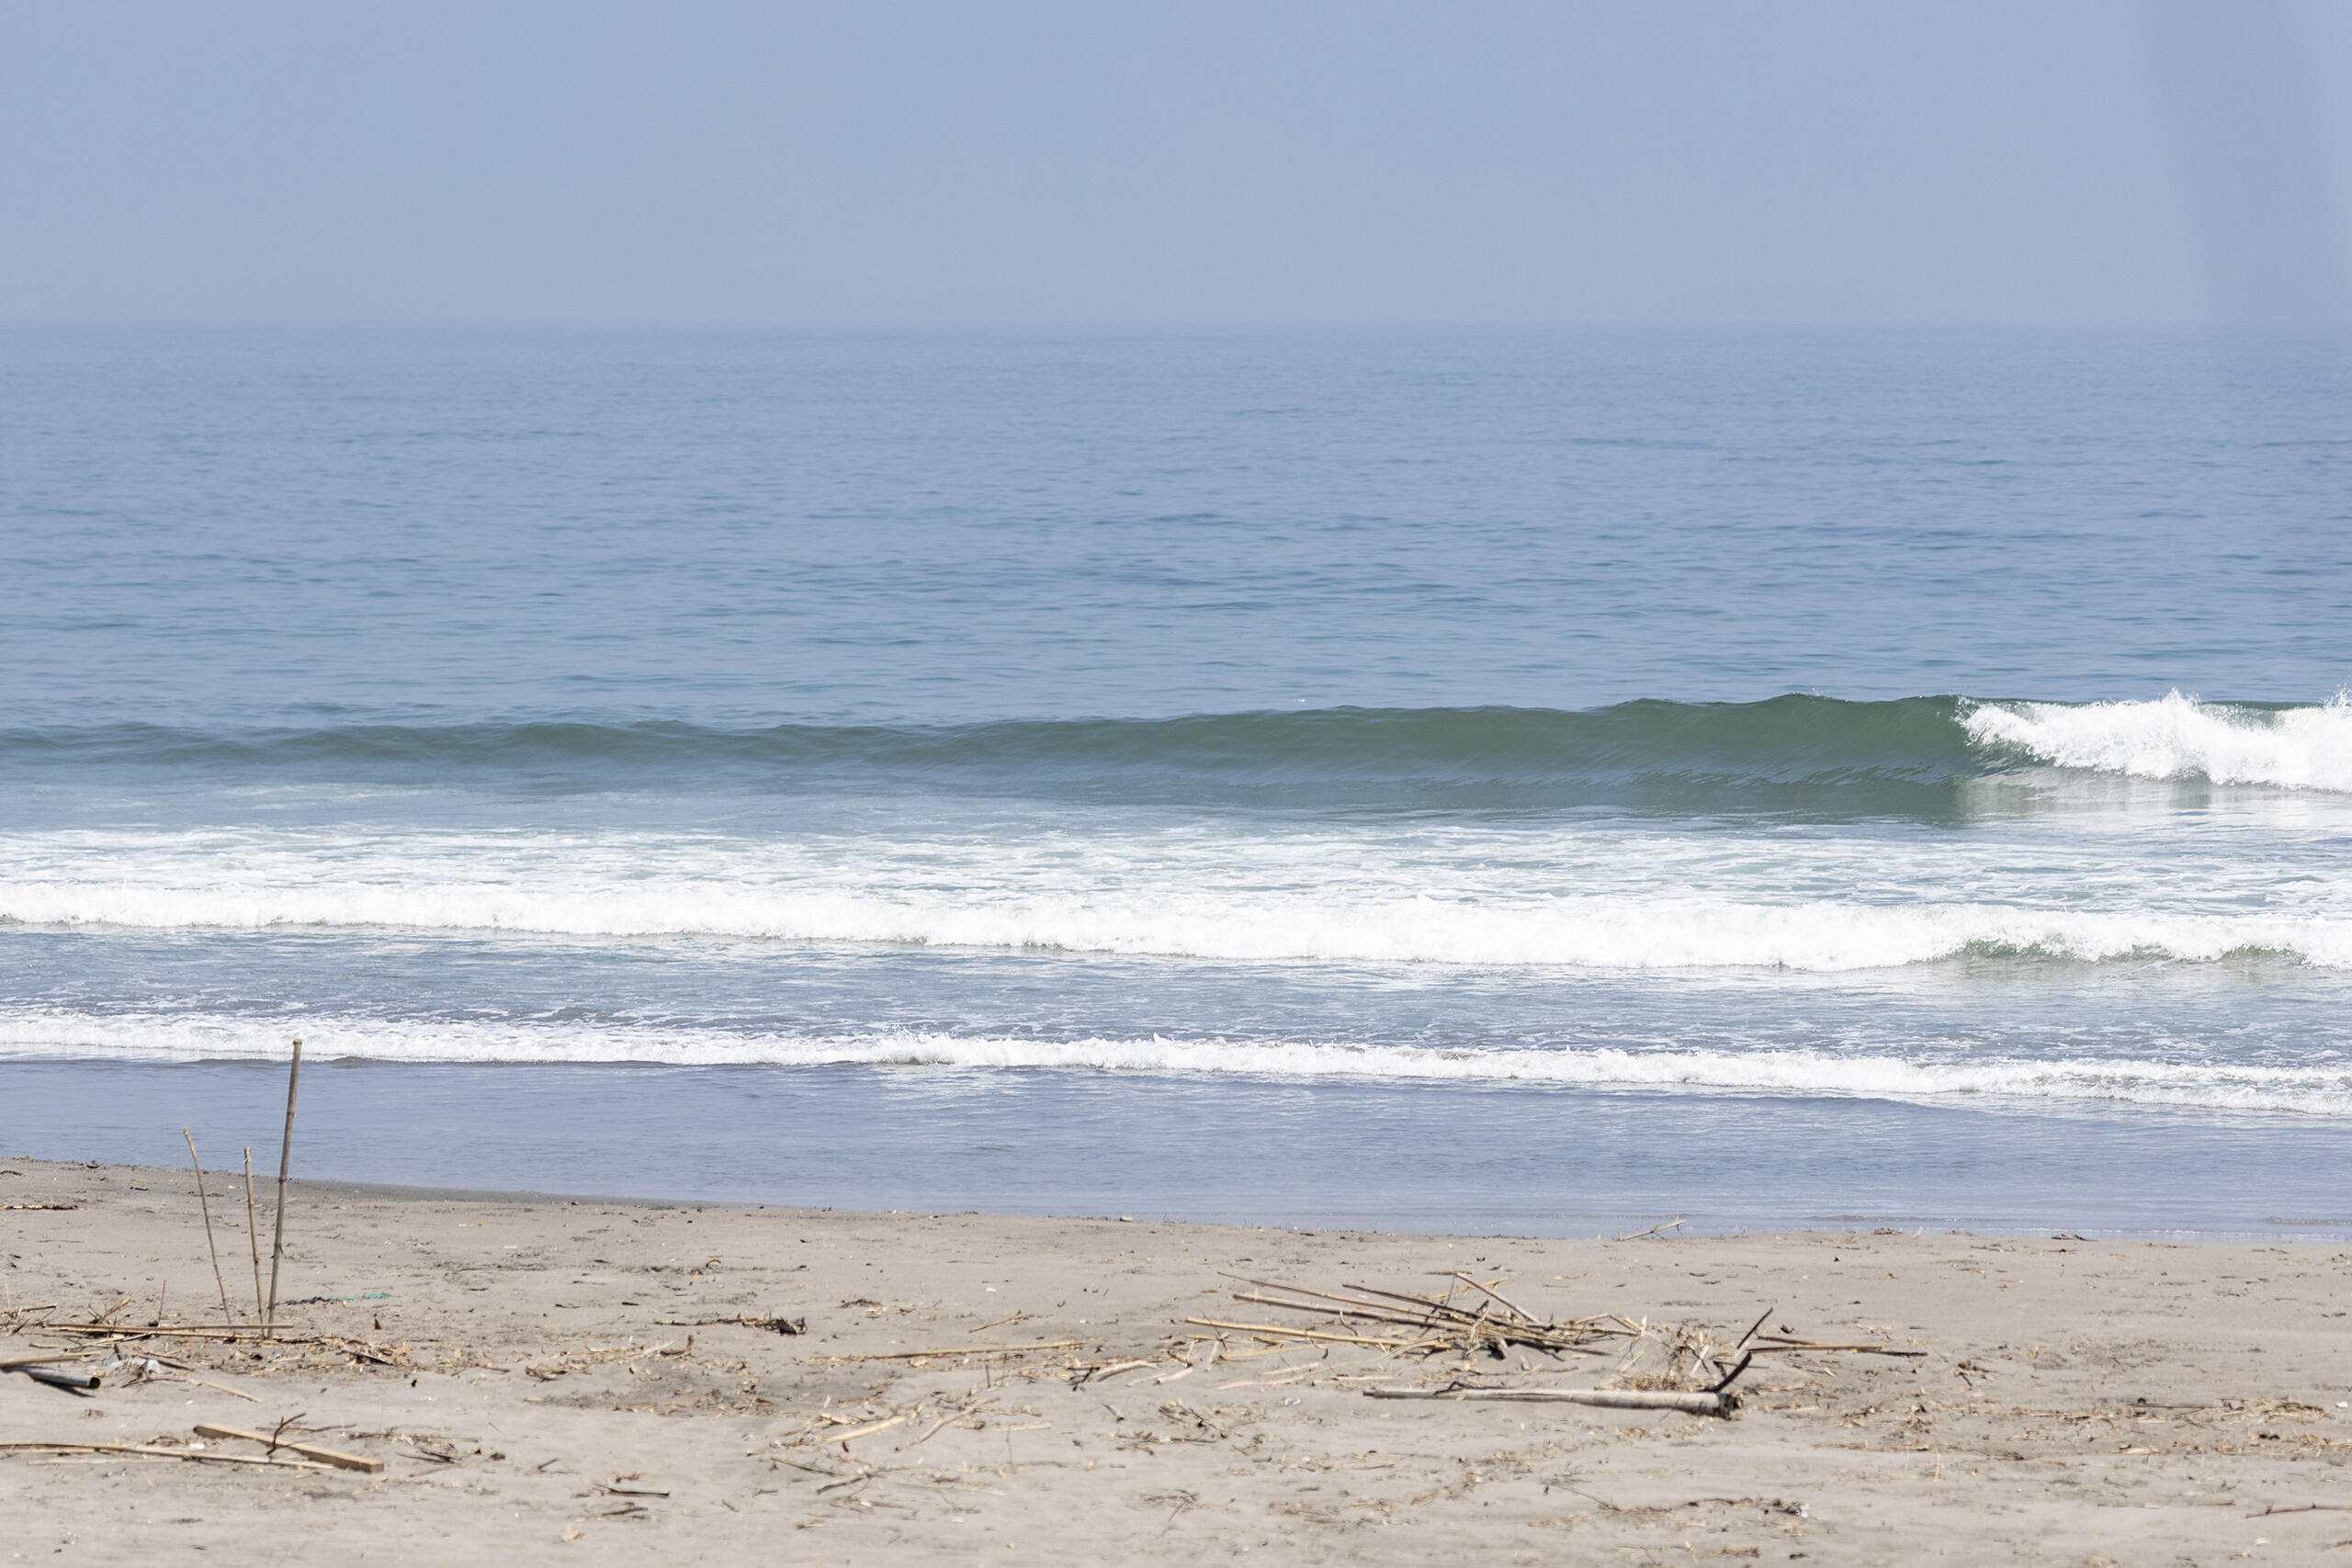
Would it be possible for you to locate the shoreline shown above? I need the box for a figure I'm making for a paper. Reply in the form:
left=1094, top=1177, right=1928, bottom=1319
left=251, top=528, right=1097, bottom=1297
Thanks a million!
left=15, top=1055, right=2352, bottom=1246
left=6, top=1156, right=2351, bottom=1563
left=32, top=1157, right=2352, bottom=1249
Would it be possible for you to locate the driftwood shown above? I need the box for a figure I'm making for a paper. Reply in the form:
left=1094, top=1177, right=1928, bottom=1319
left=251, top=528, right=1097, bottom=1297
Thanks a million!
left=0, top=1440, right=331, bottom=1472
left=194, top=1423, right=383, bottom=1473
left=594, top=1480, right=671, bottom=1498
left=22, top=1322, right=402, bottom=1369
left=659, top=1314, right=807, bottom=1335
left=1201, top=1273, right=1821, bottom=1414
left=822, top=1339, right=1082, bottom=1362
left=34, top=1324, right=323, bottom=1342
left=1367, top=1385, right=1736, bottom=1416
left=1185, top=1317, right=1425, bottom=1350
left=1209, top=1273, right=1740, bottom=1378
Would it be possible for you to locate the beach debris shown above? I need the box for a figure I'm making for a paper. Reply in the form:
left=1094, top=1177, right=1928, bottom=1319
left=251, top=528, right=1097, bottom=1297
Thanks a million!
left=594, top=1476, right=671, bottom=1498
left=243, top=1147, right=264, bottom=1324
left=820, top=1338, right=1083, bottom=1363
left=1184, top=1271, right=1808, bottom=1411
left=16, top=1303, right=415, bottom=1371
left=0, top=1440, right=333, bottom=1471
left=0, top=1202, right=78, bottom=1212
left=1614, top=1216, right=1688, bottom=1242
left=823, top=1411, right=910, bottom=1445
left=170, top=1371, right=261, bottom=1403
left=767, top=1391, right=1025, bottom=1455
left=1744, top=1337, right=1925, bottom=1358
left=265, top=1039, right=303, bottom=1335
left=13, top=1365, right=102, bottom=1393
left=183, top=1130, right=236, bottom=1324
left=660, top=1314, right=807, bottom=1335
left=193, top=1422, right=384, bottom=1472
left=899, top=1395, right=997, bottom=1450
left=1366, top=1384, right=1738, bottom=1416
left=1190, top=1271, right=1651, bottom=1359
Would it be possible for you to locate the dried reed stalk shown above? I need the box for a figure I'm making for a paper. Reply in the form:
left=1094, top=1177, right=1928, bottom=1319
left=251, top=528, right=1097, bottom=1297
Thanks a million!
left=182, top=1130, right=234, bottom=1323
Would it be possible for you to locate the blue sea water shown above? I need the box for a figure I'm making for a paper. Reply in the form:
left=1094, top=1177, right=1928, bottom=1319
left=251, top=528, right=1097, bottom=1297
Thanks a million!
left=3, top=327, right=2350, bottom=1235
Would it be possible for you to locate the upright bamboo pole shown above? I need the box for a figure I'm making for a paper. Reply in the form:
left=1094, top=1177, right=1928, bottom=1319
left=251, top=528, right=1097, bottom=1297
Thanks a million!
left=264, top=1039, right=303, bottom=1334
left=182, top=1129, right=233, bottom=1323
left=243, top=1147, right=263, bottom=1322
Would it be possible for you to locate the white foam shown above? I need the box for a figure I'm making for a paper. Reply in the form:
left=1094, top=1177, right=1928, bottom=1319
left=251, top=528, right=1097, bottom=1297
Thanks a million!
left=1965, top=692, right=2352, bottom=792
left=5, top=791, right=2346, bottom=973
left=2, top=880, right=2347, bottom=970
left=2, top=1010, right=2345, bottom=1115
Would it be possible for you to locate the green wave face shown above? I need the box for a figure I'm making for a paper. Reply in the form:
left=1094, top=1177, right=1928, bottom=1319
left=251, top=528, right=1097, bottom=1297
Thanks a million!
left=1, top=693, right=2340, bottom=815
left=0, top=694, right=1977, bottom=811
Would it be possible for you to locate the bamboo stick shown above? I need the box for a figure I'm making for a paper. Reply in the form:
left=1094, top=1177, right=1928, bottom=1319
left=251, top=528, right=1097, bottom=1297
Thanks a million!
left=1228, top=1292, right=1459, bottom=1331
left=1366, top=1386, right=1736, bottom=1415
left=20, top=1366, right=101, bottom=1392
left=1183, top=1318, right=1421, bottom=1349
left=822, top=1339, right=1082, bottom=1362
left=266, top=1039, right=302, bottom=1335
left=31, top=1324, right=338, bottom=1344
left=183, top=1131, right=234, bottom=1325
left=1444, top=1271, right=1542, bottom=1324
left=0, top=1440, right=331, bottom=1471
left=194, top=1423, right=383, bottom=1473
left=243, top=1147, right=263, bottom=1323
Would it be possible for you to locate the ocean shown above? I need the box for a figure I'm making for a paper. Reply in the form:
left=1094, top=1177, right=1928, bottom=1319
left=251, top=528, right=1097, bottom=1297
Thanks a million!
left=4, top=327, right=2350, bottom=1236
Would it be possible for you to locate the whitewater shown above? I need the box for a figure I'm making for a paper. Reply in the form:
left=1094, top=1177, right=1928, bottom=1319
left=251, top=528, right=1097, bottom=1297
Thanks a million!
left=5, top=694, right=2351, bottom=973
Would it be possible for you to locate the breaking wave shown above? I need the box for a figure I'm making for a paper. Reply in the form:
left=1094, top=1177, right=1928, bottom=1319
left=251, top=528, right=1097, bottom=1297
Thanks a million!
left=1964, top=692, right=2352, bottom=793
left=3, top=1011, right=2345, bottom=1115
left=3, top=883, right=2347, bottom=970
left=3, top=692, right=2344, bottom=807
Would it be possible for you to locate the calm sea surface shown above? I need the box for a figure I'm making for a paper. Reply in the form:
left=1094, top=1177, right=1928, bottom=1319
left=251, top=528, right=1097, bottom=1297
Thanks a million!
left=4, top=328, right=2349, bottom=1234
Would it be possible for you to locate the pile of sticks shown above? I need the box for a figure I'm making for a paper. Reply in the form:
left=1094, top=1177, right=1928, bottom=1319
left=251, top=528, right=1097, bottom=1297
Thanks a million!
left=1187, top=1271, right=1687, bottom=1361
left=1185, top=1272, right=1760, bottom=1416
left=10, top=1297, right=412, bottom=1371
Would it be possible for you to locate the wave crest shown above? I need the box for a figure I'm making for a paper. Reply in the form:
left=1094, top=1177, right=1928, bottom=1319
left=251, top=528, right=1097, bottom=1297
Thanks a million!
left=9, top=693, right=2351, bottom=802
left=1966, top=692, right=2352, bottom=792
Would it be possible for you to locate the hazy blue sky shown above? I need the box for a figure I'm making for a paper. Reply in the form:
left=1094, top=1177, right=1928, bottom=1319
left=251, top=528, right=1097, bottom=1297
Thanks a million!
left=5, top=0, right=2347, bottom=326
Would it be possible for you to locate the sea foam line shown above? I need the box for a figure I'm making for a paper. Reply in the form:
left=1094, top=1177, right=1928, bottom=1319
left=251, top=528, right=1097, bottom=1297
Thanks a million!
left=1966, top=692, right=2352, bottom=792
left=2, top=883, right=2348, bottom=970
left=2, top=1012, right=2346, bottom=1115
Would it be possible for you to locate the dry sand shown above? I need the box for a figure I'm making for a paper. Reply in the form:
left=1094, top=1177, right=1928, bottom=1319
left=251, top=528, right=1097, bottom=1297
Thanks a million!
left=4, top=1156, right=2351, bottom=1565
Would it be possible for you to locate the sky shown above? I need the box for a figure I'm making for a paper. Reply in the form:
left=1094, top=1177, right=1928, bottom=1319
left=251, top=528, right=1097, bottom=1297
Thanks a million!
left=3, top=0, right=2348, bottom=327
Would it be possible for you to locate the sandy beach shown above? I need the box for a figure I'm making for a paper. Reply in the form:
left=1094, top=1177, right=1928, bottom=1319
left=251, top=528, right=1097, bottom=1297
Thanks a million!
left=4, top=1156, right=2350, bottom=1565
